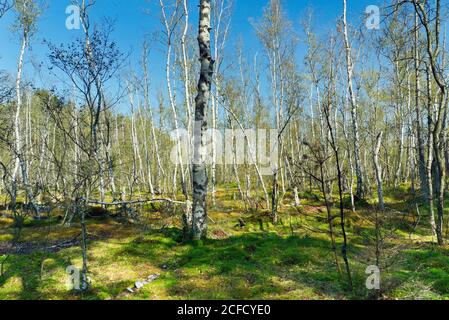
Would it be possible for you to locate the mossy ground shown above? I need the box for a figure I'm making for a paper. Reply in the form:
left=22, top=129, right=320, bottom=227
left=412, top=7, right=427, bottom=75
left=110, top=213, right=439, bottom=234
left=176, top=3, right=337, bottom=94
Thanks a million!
left=0, top=186, right=448, bottom=300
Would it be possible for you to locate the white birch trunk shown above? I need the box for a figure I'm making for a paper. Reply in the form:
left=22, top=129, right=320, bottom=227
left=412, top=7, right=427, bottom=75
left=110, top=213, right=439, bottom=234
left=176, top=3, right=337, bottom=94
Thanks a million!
left=342, top=0, right=364, bottom=200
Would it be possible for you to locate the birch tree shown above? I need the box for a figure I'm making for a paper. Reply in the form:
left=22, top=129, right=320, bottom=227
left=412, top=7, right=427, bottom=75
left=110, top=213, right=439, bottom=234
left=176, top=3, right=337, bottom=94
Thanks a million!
left=188, top=0, right=213, bottom=240
left=411, top=0, right=448, bottom=245
left=373, top=132, right=385, bottom=210
left=342, top=0, right=365, bottom=200
left=159, top=0, right=188, bottom=199
left=210, top=0, right=231, bottom=205
left=47, top=0, right=124, bottom=289
left=11, top=0, right=40, bottom=217
left=253, top=0, right=296, bottom=222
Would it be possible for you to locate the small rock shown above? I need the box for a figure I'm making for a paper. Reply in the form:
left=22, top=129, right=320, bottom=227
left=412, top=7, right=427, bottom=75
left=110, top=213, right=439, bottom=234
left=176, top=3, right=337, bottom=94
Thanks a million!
left=127, top=287, right=134, bottom=293
left=148, top=274, right=160, bottom=281
left=135, top=281, right=145, bottom=289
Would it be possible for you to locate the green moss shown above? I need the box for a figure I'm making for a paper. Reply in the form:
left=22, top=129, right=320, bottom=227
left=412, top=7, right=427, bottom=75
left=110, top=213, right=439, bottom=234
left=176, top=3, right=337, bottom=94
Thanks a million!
left=1, top=186, right=449, bottom=300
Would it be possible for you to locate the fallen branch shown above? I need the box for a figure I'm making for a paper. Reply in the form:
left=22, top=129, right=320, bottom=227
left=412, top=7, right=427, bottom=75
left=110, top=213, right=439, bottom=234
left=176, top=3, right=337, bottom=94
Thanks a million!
left=0, top=234, right=82, bottom=255
left=83, top=198, right=187, bottom=206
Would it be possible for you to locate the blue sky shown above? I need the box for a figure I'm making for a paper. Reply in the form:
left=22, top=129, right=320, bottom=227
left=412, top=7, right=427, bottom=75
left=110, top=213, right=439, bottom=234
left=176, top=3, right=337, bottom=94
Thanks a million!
left=0, top=0, right=380, bottom=112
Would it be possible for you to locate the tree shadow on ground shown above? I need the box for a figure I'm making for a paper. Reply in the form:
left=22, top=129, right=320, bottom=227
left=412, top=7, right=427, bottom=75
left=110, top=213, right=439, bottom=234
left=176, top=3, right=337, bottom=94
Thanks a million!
left=396, top=246, right=449, bottom=297
left=0, top=251, right=72, bottom=300
left=5, top=223, right=446, bottom=300
left=118, top=228, right=356, bottom=300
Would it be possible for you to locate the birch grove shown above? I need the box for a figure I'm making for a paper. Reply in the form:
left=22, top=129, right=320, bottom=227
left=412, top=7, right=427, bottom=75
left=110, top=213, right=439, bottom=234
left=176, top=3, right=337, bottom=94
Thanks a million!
left=1, top=0, right=449, bottom=300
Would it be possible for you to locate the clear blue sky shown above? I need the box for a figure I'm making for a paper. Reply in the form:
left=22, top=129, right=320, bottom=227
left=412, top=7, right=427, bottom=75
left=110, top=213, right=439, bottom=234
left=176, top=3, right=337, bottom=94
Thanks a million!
left=0, top=0, right=380, bottom=112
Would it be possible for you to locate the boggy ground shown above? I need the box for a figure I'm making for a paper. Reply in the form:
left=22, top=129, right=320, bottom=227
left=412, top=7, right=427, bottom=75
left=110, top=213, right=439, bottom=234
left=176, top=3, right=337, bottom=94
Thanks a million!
left=0, top=186, right=448, bottom=300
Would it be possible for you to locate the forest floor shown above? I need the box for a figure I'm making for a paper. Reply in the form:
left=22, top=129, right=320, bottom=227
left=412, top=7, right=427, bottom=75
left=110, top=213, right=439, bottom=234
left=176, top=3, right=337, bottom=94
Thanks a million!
left=0, top=186, right=449, bottom=300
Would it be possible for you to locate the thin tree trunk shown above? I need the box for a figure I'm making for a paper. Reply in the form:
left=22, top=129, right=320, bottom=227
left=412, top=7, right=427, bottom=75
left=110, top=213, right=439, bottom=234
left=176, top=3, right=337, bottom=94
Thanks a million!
left=374, top=132, right=385, bottom=210
left=142, top=44, right=165, bottom=194
left=181, top=0, right=193, bottom=196
left=12, top=30, right=39, bottom=217
left=414, top=12, right=428, bottom=199
left=318, top=162, right=341, bottom=277
left=160, top=0, right=187, bottom=199
left=426, top=64, right=437, bottom=239
left=342, top=0, right=364, bottom=200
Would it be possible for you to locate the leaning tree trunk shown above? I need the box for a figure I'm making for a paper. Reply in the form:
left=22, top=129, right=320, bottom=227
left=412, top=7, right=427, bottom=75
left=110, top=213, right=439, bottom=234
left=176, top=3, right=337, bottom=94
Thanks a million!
left=11, top=33, right=26, bottom=212
left=12, top=29, right=40, bottom=218
left=188, top=0, right=214, bottom=241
